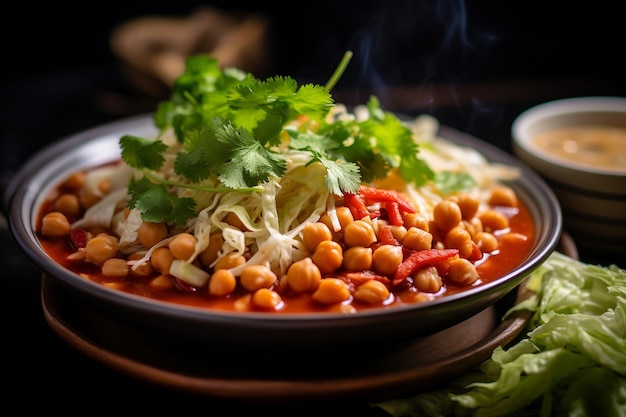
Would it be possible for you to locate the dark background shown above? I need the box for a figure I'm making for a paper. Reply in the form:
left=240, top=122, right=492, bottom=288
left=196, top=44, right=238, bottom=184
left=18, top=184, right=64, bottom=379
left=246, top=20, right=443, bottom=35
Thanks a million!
left=3, top=0, right=625, bottom=175
left=1, top=1, right=624, bottom=414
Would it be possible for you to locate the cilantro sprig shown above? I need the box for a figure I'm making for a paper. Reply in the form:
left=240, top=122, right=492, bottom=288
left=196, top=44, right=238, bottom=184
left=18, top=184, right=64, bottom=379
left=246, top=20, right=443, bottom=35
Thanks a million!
left=119, top=53, right=436, bottom=226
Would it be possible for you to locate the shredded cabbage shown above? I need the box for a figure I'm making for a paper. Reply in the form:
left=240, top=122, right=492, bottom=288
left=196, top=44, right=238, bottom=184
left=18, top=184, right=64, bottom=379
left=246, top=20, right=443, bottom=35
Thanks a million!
left=71, top=188, right=129, bottom=230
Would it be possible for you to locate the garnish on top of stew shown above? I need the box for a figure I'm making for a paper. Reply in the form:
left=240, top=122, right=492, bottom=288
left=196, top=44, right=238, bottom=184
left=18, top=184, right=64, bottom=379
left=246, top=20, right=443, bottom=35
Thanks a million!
left=36, top=54, right=534, bottom=313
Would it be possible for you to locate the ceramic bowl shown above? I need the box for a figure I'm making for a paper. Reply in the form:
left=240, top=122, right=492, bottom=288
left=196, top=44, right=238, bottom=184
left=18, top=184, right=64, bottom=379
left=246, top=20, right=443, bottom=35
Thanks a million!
left=511, top=96, right=626, bottom=257
left=6, top=114, right=562, bottom=354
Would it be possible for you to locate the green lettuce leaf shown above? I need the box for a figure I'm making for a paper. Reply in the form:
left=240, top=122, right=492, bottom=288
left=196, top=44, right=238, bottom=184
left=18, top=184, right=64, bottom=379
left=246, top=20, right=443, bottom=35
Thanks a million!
left=372, top=251, right=626, bottom=417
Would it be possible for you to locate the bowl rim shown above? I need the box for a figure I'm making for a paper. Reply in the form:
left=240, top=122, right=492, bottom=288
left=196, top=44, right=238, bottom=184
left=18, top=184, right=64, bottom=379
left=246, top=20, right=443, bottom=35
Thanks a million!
left=5, top=113, right=562, bottom=330
left=511, top=95, right=626, bottom=177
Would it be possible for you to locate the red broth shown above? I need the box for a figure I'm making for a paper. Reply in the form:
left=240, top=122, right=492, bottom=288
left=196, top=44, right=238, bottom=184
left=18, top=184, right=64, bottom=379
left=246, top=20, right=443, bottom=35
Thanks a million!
left=37, top=165, right=535, bottom=314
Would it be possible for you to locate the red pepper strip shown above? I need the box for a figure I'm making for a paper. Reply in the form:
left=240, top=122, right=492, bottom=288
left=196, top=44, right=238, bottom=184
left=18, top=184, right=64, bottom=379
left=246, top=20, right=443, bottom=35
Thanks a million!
left=392, top=248, right=459, bottom=286
left=378, top=224, right=399, bottom=246
left=359, top=185, right=416, bottom=214
left=385, top=201, right=404, bottom=226
left=343, top=192, right=370, bottom=220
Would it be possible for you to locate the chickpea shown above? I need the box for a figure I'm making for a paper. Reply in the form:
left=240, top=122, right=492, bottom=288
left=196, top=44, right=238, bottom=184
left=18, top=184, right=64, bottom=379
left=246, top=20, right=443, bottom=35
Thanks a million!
left=251, top=288, right=283, bottom=310
left=61, top=172, right=85, bottom=189
left=66, top=250, right=86, bottom=261
left=239, top=264, right=277, bottom=291
left=168, top=233, right=197, bottom=260
left=412, top=266, right=443, bottom=293
left=444, top=226, right=473, bottom=258
left=462, top=219, right=478, bottom=237
left=79, top=192, right=101, bottom=210
left=213, top=252, right=246, bottom=270
left=127, top=252, right=153, bottom=278
left=402, top=213, right=429, bottom=231
left=353, top=280, right=390, bottom=304
left=98, top=178, right=112, bottom=195
left=312, top=278, right=351, bottom=305
left=137, top=221, right=168, bottom=248
left=301, top=222, right=333, bottom=253
left=471, top=217, right=484, bottom=233
left=208, top=269, right=237, bottom=296
left=371, top=244, right=403, bottom=276
left=474, top=231, right=499, bottom=253
left=86, top=225, right=109, bottom=236
left=41, top=211, right=71, bottom=237
left=433, top=200, right=462, bottom=232
left=402, top=227, right=433, bottom=251
left=54, top=193, right=82, bottom=217
left=148, top=274, right=174, bottom=290
left=388, top=225, right=408, bottom=243
left=500, top=232, right=529, bottom=247
left=286, top=258, right=322, bottom=293
left=233, top=294, right=252, bottom=311
left=479, top=210, right=509, bottom=233
left=343, top=219, right=377, bottom=248
left=151, top=247, right=174, bottom=274
left=447, top=258, right=480, bottom=285
left=343, top=246, right=373, bottom=271
left=401, top=291, right=432, bottom=304
left=428, top=220, right=443, bottom=244
left=101, top=258, right=129, bottom=277
left=334, top=206, right=355, bottom=229
left=311, top=240, right=343, bottom=274
left=453, top=193, right=480, bottom=220
left=102, top=281, right=124, bottom=290
left=489, top=186, right=518, bottom=207
left=319, top=206, right=353, bottom=232
left=199, top=233, right=224, bottom=267
left=85, top=235, right=119, bottom=264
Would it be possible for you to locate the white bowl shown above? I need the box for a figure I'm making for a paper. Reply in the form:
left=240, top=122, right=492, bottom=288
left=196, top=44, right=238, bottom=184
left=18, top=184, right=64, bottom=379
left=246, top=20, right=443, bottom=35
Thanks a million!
left=511, top=96, right=626, bottom=256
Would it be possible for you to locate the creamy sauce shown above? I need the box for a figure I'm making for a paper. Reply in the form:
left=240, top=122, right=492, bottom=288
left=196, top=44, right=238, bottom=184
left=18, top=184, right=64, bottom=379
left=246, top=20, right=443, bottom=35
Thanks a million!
left=532, top=125, right=626, bottom=172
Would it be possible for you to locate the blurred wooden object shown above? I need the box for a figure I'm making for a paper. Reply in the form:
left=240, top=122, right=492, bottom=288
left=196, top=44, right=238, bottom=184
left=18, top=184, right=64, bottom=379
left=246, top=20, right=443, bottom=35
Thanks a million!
left=110, top=7, right=269, bottom=99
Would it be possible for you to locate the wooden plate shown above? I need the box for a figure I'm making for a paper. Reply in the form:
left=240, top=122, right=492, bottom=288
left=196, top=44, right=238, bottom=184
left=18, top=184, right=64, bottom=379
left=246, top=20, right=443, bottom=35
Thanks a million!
left=41, top=230, right=577, bottom=405
left=41, top=275, right=533, bottom=403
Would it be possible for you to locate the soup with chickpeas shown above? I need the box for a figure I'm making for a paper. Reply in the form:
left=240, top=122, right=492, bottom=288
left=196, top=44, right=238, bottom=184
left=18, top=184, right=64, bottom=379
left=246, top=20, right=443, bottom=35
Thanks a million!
left=37, top=168, right=533, bottom=313
left=35, top=56, right=535, bottom=314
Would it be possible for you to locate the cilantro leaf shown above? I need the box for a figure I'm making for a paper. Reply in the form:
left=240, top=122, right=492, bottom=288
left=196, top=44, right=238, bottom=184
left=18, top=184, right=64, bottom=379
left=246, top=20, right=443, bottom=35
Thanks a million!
left=288, top=129, right=340, bottom=154
left=214, top=122, right=286, bottom=188
left=119, top=53, right=437, bottom=228
left=227, top=76, right=333, bottom=146
left=288, top=82, right=334, bottom=119
left=155, top=55, right=249, bottom=138
left=127, top=177, right=196, bottom=226
left=228, top=79, right=274, bottom=131
left=328, top=126, right=391, bottom=183
left=317, top=96, right=431, bottom=185
left=119, top=135, right=167, bottom=170
left=174, top=126, right=225, bottom=182
left=309, top=152, right=361, bottom=195
left=289, top=129, right=360, bottom=195
left=363, top=96, right=434, bottom=185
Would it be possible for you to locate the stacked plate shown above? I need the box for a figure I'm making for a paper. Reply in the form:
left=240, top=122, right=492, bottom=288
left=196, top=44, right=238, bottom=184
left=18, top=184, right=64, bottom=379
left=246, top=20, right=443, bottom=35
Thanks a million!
left=512, top=96, right=626, bottom=258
